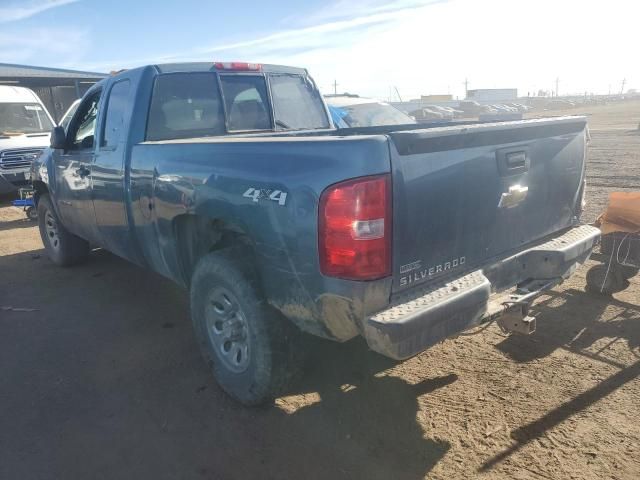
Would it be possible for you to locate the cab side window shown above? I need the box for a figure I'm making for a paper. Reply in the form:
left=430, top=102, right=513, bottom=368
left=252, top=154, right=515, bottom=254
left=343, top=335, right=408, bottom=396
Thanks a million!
left=69, top=90, right=101, bottom=150
left=101, top=80, right=131, bottom=149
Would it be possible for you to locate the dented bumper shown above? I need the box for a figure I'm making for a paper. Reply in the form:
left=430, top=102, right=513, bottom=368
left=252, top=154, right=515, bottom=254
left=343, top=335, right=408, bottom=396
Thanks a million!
left=363, top=225, right=600, bottom=360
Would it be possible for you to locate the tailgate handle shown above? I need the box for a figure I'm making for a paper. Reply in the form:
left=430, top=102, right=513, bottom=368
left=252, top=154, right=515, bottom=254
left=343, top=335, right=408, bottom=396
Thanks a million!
left=497, top=147, right=530, bottom=176
left=506, top=151, right=527, bottom=169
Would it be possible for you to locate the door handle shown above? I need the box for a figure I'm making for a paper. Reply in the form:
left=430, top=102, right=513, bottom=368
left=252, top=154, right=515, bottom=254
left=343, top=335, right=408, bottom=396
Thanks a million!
left=498, top=184, right=528, bottom=208
left=76, top=165, right=90, bottom=178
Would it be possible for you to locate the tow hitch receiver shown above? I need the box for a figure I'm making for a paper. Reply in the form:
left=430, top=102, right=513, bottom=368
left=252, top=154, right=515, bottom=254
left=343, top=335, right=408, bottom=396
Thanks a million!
left=497, top=303, right=536, bottom=335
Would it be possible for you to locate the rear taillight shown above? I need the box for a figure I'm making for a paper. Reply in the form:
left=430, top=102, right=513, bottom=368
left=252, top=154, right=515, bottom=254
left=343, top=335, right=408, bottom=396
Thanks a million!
left=319, top=174, right=391, bottom=280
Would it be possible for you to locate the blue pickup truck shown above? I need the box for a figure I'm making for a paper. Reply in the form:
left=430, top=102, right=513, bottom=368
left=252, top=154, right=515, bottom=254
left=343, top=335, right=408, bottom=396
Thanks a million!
left=32, top=62, right=599, bottom=405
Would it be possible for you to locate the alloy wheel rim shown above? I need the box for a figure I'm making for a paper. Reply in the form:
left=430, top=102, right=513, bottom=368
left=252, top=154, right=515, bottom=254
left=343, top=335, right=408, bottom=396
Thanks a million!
left=205, top=286, right=251, bottom=373
left=44, top=211, right=61, bottom=251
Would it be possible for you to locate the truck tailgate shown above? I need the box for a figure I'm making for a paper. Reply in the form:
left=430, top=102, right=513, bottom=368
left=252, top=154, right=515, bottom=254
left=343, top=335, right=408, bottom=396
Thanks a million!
left=389, top=117, right=587, bottom=293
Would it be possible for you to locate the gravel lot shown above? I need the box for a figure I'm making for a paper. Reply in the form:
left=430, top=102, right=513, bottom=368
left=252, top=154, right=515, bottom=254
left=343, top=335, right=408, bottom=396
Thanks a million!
left=1, top=101, right=639, bottom=480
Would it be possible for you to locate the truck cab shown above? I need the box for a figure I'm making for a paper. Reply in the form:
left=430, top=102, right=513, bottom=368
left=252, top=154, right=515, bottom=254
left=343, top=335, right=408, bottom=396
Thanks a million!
left=0, top=86, right=54, bottom=195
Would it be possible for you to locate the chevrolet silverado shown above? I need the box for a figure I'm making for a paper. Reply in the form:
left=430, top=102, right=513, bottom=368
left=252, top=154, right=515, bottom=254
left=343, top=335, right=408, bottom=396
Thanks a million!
left=31, top=62, right=598, bottom=405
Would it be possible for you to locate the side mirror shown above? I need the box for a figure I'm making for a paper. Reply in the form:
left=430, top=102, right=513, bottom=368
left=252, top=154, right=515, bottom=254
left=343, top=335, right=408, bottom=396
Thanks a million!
left=50, top=126, right=67, bottom=150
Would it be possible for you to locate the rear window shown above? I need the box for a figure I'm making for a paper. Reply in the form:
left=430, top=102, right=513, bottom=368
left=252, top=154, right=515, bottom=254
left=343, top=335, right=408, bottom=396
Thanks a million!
left=270, top=75, right=329, bottom=130
left=146, top=73, right=225, bottom=141
left=146, top=71, right=330, bottom=140
left=219, top=75, right=271, bottom=131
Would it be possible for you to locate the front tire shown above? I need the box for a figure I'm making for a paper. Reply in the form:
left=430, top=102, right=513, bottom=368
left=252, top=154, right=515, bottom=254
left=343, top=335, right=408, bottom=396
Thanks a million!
left=26, top=206, right=38, bottom=221
left=37, top=194, right=90, bottom=266
left=190, top=249, right=299, bottom=406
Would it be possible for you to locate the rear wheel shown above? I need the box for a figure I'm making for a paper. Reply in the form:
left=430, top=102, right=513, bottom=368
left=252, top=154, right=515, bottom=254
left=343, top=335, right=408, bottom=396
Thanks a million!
left=190, top=248, right=300, bottom=406
left=37, top=194, right=90, bottom=266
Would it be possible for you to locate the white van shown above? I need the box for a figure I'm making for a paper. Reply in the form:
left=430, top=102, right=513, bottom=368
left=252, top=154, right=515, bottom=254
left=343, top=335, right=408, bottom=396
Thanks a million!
left=0, top=86, right=54, bottom=194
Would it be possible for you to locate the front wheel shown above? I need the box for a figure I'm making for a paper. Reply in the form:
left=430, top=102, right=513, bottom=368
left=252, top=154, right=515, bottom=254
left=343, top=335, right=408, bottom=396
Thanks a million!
left=190, top=249, right=300, bottom=406
left=26, top=206, right=38, bottom=221
left=37, top=194, right=90, bottom=266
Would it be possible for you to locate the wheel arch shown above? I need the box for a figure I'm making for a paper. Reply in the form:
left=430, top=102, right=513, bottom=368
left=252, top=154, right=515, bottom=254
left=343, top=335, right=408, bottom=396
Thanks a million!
left=32, top=180, right=49, bottom=204
left=173, top=213, right=258, bottom=288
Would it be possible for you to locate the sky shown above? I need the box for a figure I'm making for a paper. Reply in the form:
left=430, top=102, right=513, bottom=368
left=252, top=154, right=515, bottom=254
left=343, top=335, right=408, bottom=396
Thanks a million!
left=0, top=0, right=638, bottom=100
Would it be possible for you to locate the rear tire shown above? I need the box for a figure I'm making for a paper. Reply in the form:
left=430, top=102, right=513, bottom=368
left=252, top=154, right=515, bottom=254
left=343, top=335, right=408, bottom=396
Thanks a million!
left=37, top=194, right=90, bottom=266
left=190, top=248, right=300, bottom=406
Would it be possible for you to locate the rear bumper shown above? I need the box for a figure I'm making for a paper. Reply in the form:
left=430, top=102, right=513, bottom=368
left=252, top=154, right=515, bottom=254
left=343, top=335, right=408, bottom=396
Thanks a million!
left=363, top=225, right=600, bottom=360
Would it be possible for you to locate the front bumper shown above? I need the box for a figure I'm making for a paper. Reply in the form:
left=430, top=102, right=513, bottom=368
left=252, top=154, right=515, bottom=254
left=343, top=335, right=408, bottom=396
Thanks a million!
left=363, top=225, right=600, bottom=360
left=0, top=171, right=30, bottom=195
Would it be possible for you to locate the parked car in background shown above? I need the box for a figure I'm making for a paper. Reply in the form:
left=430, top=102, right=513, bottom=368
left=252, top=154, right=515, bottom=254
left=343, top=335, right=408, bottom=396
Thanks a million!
left=33, top=62, right=597, bottom=406
left=59, top=99, right=81, bottom=130
left=325, top=94, right=415, bottom=127
left=505, top=102, right=531, bottom=112
left=490, top=104, right=517, bottom=113
left=423, top=105, right=454, bottom=120
left=0, top=86, right=54, bottom=194
left=457, top=100, right=496, bottom=116
left=409, top=107, right=445, bottom=121
left=423, top=105, right=464, bottom=119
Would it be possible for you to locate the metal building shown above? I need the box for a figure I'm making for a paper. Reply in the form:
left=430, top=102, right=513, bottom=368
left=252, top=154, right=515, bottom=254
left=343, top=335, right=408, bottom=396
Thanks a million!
left=0, top=63, right=107, bottom=122
left=466, top=88, right=518, bottom=103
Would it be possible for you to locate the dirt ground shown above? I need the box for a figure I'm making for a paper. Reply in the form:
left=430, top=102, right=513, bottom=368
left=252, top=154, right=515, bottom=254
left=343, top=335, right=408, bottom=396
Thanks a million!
left=1, top=101, right=639, bottom=480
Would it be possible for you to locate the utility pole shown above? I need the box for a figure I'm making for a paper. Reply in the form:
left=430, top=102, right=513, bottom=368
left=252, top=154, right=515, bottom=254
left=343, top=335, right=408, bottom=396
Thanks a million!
left=332, top=80, right=338, bottom=95
left=555, top=77, right=559, bottom=97
left=620, top=78, right=626, bottom=95
left=394, top=86, right=402, bottom=103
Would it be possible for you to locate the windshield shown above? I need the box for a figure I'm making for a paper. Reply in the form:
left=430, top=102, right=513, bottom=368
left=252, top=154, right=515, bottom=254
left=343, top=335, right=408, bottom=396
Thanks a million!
left=329, top=102, right=415, bottom=127
left=60, top=101, right=80, bottom=130
left=0, top=103, right=53, bottom=134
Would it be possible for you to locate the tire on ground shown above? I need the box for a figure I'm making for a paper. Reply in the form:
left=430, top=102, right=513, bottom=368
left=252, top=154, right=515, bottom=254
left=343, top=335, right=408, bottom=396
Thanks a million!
left=585, top=264, right=629, bottom=295
left=616, top=264, right=639, bottom=280
left=190, top=248, right=300, bottom=406
left=37, top=194, right=90, bottom=267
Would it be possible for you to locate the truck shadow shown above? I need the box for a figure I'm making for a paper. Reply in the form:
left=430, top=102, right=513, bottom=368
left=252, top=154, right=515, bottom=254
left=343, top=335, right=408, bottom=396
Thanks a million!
left=495, top=287, right=640, bottom=367
left=0, top=217, right=38, bottom=232
left=275, top=337, right=454, bottom=479
left=0, top=247, right=452, bottom=480
left=479, top=358, right=640, bottom=473
left=480, top=286, right=640, bottom=472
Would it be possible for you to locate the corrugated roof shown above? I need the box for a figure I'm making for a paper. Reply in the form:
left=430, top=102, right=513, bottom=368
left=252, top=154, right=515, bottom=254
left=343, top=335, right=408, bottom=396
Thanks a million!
left=0, top=63, right=107, bottom=80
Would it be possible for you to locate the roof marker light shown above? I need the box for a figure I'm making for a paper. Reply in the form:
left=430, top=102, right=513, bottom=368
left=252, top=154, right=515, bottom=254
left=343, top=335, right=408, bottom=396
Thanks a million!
left=214, top=62, right=262, bottom=71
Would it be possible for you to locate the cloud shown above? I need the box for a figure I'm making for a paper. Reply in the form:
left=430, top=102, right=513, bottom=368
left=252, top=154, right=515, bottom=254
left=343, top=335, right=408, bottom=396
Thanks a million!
left=0, top=0, right=79, bottom=23
left=282, top=0, right=444, bottom=26
left=0, top=27, right=90, bottom=65
left=76, top=0, right=640, bottom=96
left=81, top=0, right=431, bottom=71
